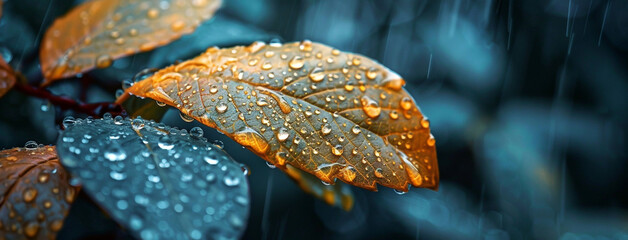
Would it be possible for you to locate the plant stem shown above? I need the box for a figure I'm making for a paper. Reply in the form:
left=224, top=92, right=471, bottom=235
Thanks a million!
left=13, top=82, right=126, bottom=117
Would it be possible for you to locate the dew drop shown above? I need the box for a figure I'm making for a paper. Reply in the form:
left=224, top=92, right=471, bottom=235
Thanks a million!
left=23, top=188, right=37, bottom=202
left=261, top=62, right=272, bottom=70
left=216, top=103, right=228, bottom=113
left=331, top=145, right=343, bottom=156
left=190, top=127, right=204, bottom=138
left=96, top=55, right=112, bottom=68
left=158, top=136, right=175, bottom=150
left=62, top=116, right=75, bottom=128
left=308, top=67, right=325, bottom=82
left=24, top=141, right=38, bottom=150
left=394, top=189, right=407, bottom=195
left=360, top=96, right=381, bottom=118
left=114, top=115, right=124, bottom=125
left=289, top=56, right=304, bottom=69
left=24, top=221, right=39, bottom=237
left=180, top=112, right=194, bottom=122
left=389, top=110, right=399, bottom=120
left=109, top=171, right=127, bottom=181
left=256, top=98, right=269, bottom=106
left=132, top=118, right=144, bottom=130
left=321, top=123, right=332, bottom=135
left=421, top=117, right=430, bottom=128
left=340, top=166, right=357, bottom=182
left=277, top=127, right=289, bottom=142
left=374, top=168, right=384, bottom=178
left=223, top=175, right=240, bottom=187
left=351, top=125, right=361, bottom=134
left=240, top=164, right=250, bottom=175
left=204, top=155, right=218, bottom=165
left=171, top=20, right=185, bottom=31
left=427, top=134, right=436, bottom=147
left=366, top=68, right=378, bottom=80
left=400, top=97, right=413, bottom=110
left=147, top=8, right=159, bottom=18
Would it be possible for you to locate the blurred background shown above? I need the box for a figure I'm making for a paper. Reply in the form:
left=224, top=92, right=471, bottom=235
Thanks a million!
left=1, top=0, right=627, bottom=239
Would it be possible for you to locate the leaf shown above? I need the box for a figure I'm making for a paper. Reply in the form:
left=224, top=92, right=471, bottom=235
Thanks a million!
left=56, top=116, right=250, bottom=239
left=282, top=165, right=354, bottom=211
left=0, top=145, right=78, bottom=239
left=39, top=0, right=222, bottom=84
left=118, top=41, right=439, bottom=192
left=0, top=56, right=16, bottom=98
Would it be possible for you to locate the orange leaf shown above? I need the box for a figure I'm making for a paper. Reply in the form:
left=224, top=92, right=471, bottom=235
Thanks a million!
left=39, top=0, right=222, bottom=85
left=0, top=145, right=79, bottom=238
left=282, top=164, right=354, bottom=210
left=118, top=41, right=439, bottom=192
left=0, top=56, right=16, bottom=98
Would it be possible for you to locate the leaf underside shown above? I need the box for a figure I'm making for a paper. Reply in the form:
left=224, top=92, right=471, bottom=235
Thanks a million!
left=0, top=146, right=78, bottom=239
left=0, top=56, right=16, bottom=98
left=282, top=165, right=354, bottom=211
left=119, top=41, right=439, bottom=192
left=56, top=117, right=249, bottom=240
left=39, top=0, right=221, bottom=84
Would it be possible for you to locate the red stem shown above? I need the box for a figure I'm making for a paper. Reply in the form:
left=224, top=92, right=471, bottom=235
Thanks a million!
left=13, top=82, right=126, bottom=117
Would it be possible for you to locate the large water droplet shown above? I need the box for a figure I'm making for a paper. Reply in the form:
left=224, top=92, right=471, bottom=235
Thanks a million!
left=158, top=136, right=175, bottom=150
left=331, top=144, right=343, bottom=156
left=277, top=127, right=289, bottom=142
left=400, top=97, right=413, bottom=110
left=96, top=55, right=113, bottom=68
left=62, top=116, right=75, bottom=128
left=132, top=118, right=144, bottom=130
left=321, top=123, right=332, bottom=135
left=361, top=96, right=381, bottom=118
left=190, top=127, right=204, bottom=138
left=114, top=115, right=124, bottom=125
left=216, top=103, right=228, bottom=113
left=351, top=125, right=361, bottom=134
left=308, top=67, right=325, bottom=82
left=24, top=141, right=38, bottom=150
left=289, top=56, right=304, bottom=69
left=223, top=175, right=240, bottom=187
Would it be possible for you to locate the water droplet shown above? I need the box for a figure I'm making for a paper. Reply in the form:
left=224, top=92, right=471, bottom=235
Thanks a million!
left=23, top=188, right=37, bottom=202
left=213, top=140, right=224, bottom=149
left=261, top=62, right=272, bottom=70
left=421, top=117, right=430, bottom=128
left=171, top=20, right=185, bottom=31
left=351, top=125, right=361, bottom=134
left=289, top=56, right=304, bottom=69
left=331, top=145, right=343, bottom=156
left=204, top=155, right=218, bottom=165
left=400, top=97, right=413, bottom=110
left=321, top=123, right=332, bottom=135
left=277, top=127, right=289, bottom=142
left=40, top=102, right=50, bottom=112
left=240, top=164, right=250, bottom=175
left=374, top=168, right=384, bottom=178
left=62, top=116, right=75, bottom=128
left=266, top=162, right=276, bottom=169
left=114, top=115, right=124, bottom=125
left=147, top=8, right=159, bottom=18
left=24, top=222, right=39, bottom=237
left=299, top=40, right=313, bottom=51
left=216, top=103, right=228, bottom=113
left=158, top=136, right=175, bottom=150
left=223, top=175, right=240, bottom=187
left=256, top=98, right=269, bottom=106
left=340, top=166, right=356, bottom=182
left=24, top=141, right=38, bottom=150
left=190, top=127, right=204, bottom=138
left=104, top=146, right=127, bottom=161
left=103, top=112, right=112, bottom=120
left=361, top=96, right=381, bottom=118
left=308, top=67, right=325, bottom=82
left=394, top=189, right=407, bottom=195
left=233, top=127, right=269, bottom=154
left=109, top=171, right=127, bottom=181
left=427, top=134, right=436, bottom=147
left=62, top=137, right=75, bottom=143
left=389, top=111, right=399, bottom=120
left=38, top=172, right=49, bottom=183
left=96, top=55, right=113, bottom=68
left=366, top=68, right=378, bottom=80
left=180, top=112, right=194, bottom=122
left=132, top=118, right=144, bottom=130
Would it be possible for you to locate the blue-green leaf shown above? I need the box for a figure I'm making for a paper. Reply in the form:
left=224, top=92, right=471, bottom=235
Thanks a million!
left=56, top=116, right=249, bottom=240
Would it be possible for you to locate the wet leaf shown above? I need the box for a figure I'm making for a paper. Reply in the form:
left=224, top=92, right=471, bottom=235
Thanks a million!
left=0, top=145, right=78, bottom=239
left=0, top=56, right=16, bottom=98
left=282, top=164, right=354, bottom=211
left=39, top=0, right=222, bottom=84
left=118, top=41, right=439, bottom=192
left=56, top=116, right=249, bottom=239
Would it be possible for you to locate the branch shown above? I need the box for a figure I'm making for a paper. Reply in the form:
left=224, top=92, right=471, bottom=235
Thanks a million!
left=13, top=82, right=126, bottom=118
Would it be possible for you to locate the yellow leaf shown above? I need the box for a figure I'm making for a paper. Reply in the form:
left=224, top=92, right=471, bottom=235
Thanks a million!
left=117, top=41, right=439, bottom=192
left=39, top=0, right=221, bottom=85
